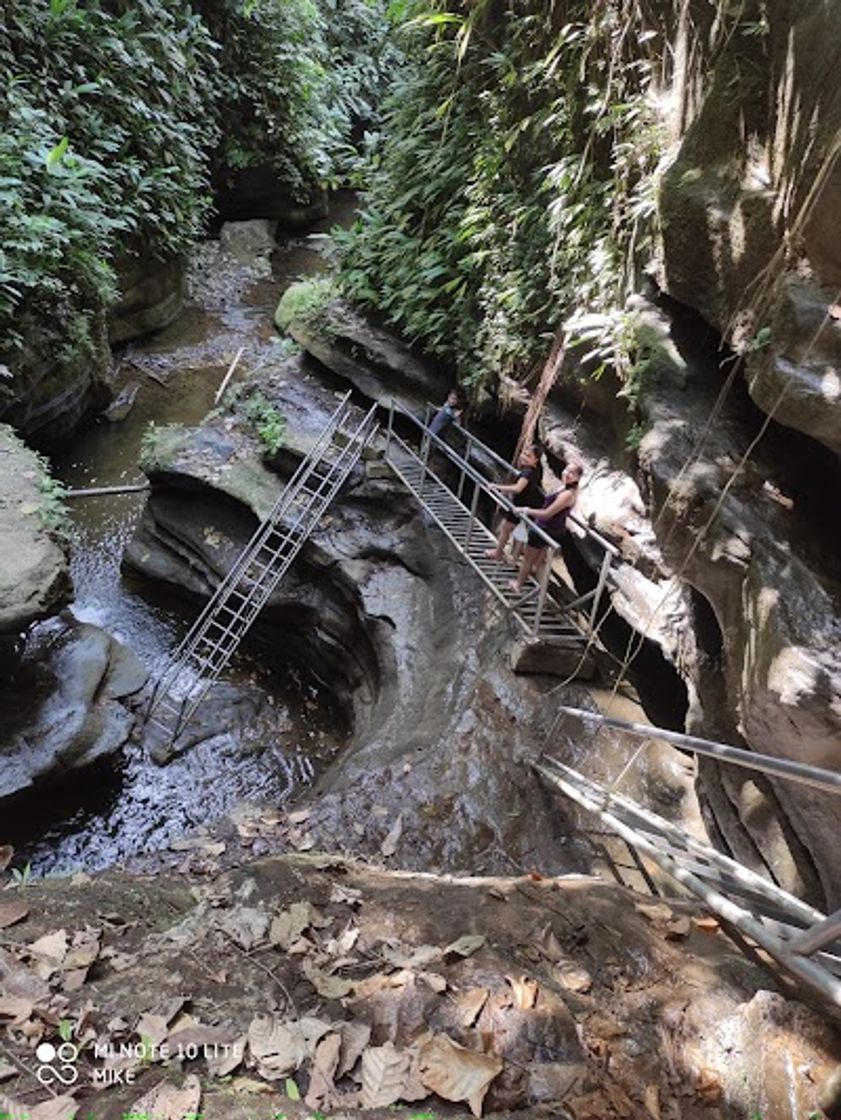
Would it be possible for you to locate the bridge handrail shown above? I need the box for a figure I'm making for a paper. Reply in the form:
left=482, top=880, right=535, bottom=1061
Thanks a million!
left=420, top=401, right=621, bottom=560
left=390, top=401, right=604, bottom=561
left=548, top=705, right=841, bottom=797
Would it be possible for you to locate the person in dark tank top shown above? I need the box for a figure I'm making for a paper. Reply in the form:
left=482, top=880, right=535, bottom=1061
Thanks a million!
left=485, top=441, right=544, bottom=562
left=509, top=461, right=583, bottom=593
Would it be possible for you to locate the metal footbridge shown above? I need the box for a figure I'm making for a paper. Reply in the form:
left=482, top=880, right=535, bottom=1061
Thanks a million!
left=382, top=403, right=618, bottom=651
left=143, top=392, right=377, bottom=756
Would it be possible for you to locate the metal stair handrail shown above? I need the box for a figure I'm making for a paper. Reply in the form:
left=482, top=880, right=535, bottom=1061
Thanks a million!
left=385, top=401, right=615, bottom=637
left=420, top=400, right=621, bottom=560
left=536, top=755, right=841, bottom=1009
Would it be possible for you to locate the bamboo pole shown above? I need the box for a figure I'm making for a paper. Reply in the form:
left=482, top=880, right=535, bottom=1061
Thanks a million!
left=65, top=483, right=150, bottom=498
left=214, top=346, right=245, bottom=405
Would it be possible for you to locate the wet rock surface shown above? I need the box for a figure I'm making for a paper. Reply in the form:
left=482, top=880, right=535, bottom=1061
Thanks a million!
left=0, top=852, right=837, bottom=1119
left=286, top=296, right=448, bottom=417
left=0, top=615, right=146, bottom=804
left=0, top=310, right=111, bottom=442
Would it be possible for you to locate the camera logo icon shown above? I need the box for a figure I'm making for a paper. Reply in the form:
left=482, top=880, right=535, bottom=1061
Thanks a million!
left=36, top=1041, right=79, bottom=1087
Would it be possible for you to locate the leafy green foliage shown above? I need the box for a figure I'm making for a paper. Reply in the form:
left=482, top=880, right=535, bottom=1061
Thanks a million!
left=1, top=0, right=395, bottom=422
left=0, top=1, right=219, bottom=335
left=242, top=392, right=287, bottom=455
left=340, top=1, right=669, bottom=388
left=200, top=0, right=396, bottom=198
left=139, top=422, right=187, bottom=472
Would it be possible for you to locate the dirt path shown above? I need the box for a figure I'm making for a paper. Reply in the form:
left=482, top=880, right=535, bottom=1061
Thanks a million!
left=0, top=843, right=838, bottom=1120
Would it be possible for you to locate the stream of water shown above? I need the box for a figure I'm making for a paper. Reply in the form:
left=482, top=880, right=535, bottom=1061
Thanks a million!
left=6, top=200, right=358, bottom=875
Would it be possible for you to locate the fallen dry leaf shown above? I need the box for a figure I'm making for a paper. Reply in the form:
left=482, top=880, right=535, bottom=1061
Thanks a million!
left=0, top=847, right=13, bottom=872
left=302, top=961, right=354, bottom=1000
left=635, top=902, right=673, bottom=923
left=231, top=1076, right=274, bottom=1095
left=248, top=1015, right=331, bottom=1079
left=419, top=1033, right=503, bottom=1118
left=380, top=815, right=403, bottom=858
left=0, top=1096, right=78, bottom=1120
left=507, top=975, right=539, bottom=1010
left=665, top=916, right=691, bottom=940
left=443, top=934, right=485, bottom=960
left=64, top=931, right=100, bottom=971
left=381, top=943, right=441, bottom=970
left=270, top=901, right=326, bottom=950
left=207, top=1033, right=246, bottom=1078
left=336, top=1021, right=371, bottom=1078
left=330, top=884, right=362, bottom=907
left=0, top=997, right=35, bottom=1026
left=0, top=901, right=29, bottom=930
left=305, top=1031, right=341, bottom=1110
left=419, top=971, right=447, bottom=994
left=28, top=929, right=68, bottom=979
left=287, top=808, right=311, bottom=825
left=554, top=961, right=592, bottom=994
left=360, top=1041, right=413, bottom=1109
left=136, top=1012, right=171, bottom=1050
left=693, top=915, right=720, bottom=935
left=0, top=1060, right=16, bottom=1082
left=128, top=1074, right=201, bottom=1120
left=455, top=987, right=489, bottom=1028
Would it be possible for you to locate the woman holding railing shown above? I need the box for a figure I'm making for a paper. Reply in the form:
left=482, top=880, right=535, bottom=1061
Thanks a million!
left=509, top=462, right=583, bottom=593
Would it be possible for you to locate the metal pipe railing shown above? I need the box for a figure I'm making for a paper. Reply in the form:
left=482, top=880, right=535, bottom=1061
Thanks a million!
left=422, top=400, right=621, bottom=559
left=389, top=402, right=577, bottom=557
left=548, top=705, right=841, bottom=798
left=388, top=406, right=574, bottom=632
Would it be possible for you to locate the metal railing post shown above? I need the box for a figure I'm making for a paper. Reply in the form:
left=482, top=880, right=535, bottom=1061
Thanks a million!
left=385, top=400, right=395, bottom=458
left=464, top=478, right=481, bottom=547
left=533, top=544, right=554, bottom=634
left=419, top=428, right=431, bottom=497
left=588, top=550, right=612, bottom=632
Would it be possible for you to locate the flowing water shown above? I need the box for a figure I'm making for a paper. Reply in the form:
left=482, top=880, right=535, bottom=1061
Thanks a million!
left=5, top=199, right=358, bottom=875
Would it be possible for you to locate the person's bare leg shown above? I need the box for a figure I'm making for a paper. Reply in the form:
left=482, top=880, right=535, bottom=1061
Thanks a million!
left=486, top=518, right=514, bottom=559
left=509, top=545, right=542, bottom=592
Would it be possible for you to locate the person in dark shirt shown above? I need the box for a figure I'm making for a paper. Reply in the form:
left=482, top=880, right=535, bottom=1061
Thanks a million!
left=509, top=461, right=583, bottom=592
left=485, top=441, right=544, bottom=562
left=429, top=388, right=465, bottom=439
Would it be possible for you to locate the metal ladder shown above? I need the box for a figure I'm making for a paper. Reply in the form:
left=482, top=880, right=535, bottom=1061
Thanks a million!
left=383, top=404, right=617, bottom=645
left=536, top=751, right=841, bottom=1011
left=143, top=393, right=378, bottom=754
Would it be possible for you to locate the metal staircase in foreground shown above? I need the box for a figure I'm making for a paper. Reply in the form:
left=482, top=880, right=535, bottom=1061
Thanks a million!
left=143, top=393, right=378, bottom=757
left=537, top=707, right=841, bottom=1013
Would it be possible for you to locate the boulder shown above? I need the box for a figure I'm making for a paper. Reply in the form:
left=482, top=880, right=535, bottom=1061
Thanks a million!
left=219, top=219, right=278, bottom=263
left=109, top=251, right=185, bottom=345
left=0, top=425, right=70, bottom=634
left=284, top=296, right=449, bottom=418
left=0, top=615, right=147, bottom=805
